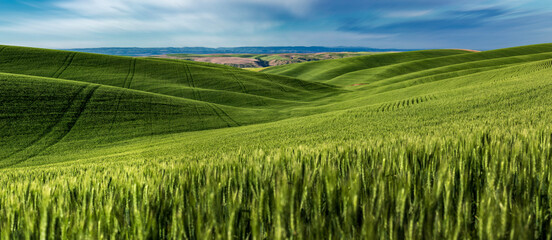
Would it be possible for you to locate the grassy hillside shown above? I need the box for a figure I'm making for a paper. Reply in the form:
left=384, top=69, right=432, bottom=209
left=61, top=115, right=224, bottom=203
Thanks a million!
left=262, top=44, right=552, bottom=86
left=1, top=44, right=552, bottom=239
left=0, top=46, right=338, bottom=106
left=261, top=49, right=469, bottom=81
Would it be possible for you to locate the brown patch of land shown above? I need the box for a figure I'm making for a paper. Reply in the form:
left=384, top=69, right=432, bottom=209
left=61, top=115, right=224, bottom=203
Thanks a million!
left=350, top=83, right=368, bottom=86
left=153, top=55, right=262, bottom=68
left=455, top=49, right=481, bottom=52
left=152, top=52, right=382, bottom=68
left=193, top=57, right=259, bottom=65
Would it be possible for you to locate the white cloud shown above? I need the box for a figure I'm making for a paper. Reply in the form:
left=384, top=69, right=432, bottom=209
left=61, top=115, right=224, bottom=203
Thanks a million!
left=2, top=0, right=549, bottom=49
left=0, top=14, right=279, bottom=39
left=169, top=31, right=395, bottom=48
left=54, top=0, right=316, bottom=17
left=0, top=0, right=302, bottom=43
left=55, top=0, right=193, bottom=16
left=385, top=10, right=433, bottom=18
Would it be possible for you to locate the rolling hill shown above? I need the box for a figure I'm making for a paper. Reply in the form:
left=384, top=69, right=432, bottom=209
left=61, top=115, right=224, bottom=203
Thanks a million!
left=1, top=44, right=552, bottom=239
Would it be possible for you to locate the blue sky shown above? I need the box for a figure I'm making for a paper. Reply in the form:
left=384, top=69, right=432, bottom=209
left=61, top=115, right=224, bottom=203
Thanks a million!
left=0, top=0, right=551, bottom=49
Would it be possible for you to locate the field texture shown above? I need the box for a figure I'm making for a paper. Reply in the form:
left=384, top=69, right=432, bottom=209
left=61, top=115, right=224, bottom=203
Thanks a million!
left=153, top=52, right=379, bottom=68
left=1, top=44, right=552, bottom=239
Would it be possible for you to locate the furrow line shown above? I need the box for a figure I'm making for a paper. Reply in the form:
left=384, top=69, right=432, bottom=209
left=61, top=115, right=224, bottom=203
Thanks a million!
left=125, top=58, right=137, bottom=88
left=120, top=58, right=133, bottom=88
left=378, top=94, right=438, bottom=112
left=48, top=85, right=100, bottom=144
left=264, top=73, right=288, bottom=92
left=102, top=58, right=136, bottom=142
left=52, top=53, right=77, bottom=78
left=185, top=64, right=196, bottom=88
left=228, top=69, right=248, bottom=93
left=178, top=65, right=205, bottom=130
left=182, top=65, right=195, bottom=98
left=231, top=70, right=268, bottom=105
left=210, top=104, right=241, bottom=127
left=185, top=64, right=202, bottom=101
left=51, top=53, right=75, bottom=78
left=207, top=104, right=232, bottom=128
left=1, top=85, right=99, bottom=167
left=24, top=85, right=100, bottom=163
left=1, top=85, right=88, bottom=162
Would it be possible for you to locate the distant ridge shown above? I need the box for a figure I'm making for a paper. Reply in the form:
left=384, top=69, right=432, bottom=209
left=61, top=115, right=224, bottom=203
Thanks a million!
left=63, top=46, right=416, bottom=56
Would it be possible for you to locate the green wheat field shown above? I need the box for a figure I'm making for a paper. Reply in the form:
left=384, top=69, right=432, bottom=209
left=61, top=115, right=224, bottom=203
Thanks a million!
left=1, top=44, right=552, bottom=239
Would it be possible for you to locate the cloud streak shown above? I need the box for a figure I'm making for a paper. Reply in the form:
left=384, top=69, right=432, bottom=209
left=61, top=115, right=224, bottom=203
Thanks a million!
left=0, top=0, right=550, bottom=49
left=339, top=8, right=511, bottom=33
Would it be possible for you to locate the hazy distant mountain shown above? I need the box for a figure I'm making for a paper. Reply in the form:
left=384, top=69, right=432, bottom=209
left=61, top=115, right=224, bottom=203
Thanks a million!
left=63, top=46, right=414, bottom=56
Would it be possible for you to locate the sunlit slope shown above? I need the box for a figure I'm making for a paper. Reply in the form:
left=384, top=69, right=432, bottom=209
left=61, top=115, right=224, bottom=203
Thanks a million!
left=7, top=57, right=552, bottom=168
left=261, top=49, right=469, bottom=81
left=261, top=57, right=552, bottom=119
left=2, top=43, right=552, bottom=238
left=262, top=44, right=552, bottom=87
left=0, top=46, right=344, bottom=168
left=0, top=45, right=339, bottom=107
left=1, top=44, right=552, bottom=168
left=0, top=72, right=285, bottom=168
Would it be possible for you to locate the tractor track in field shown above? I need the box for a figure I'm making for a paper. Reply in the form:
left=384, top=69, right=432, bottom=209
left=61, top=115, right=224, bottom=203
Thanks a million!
left=167, top=68, right=189, bottom=140
left=1, top=85, right=99, bottom=167
left=207, top=103, right=240, bottom=127
left=124, top=58, right=137, bottom=88
left=52, top=53, right=77, bottom=78
left=215, top=105, right=241, bottom=127
left=0, top=46, right=6, bottom=55
left=1, top=85, right=89, bottom=161
left=228, top=69, right=248, bottom=93
left=181, top=64, right=205, bottom=128
left=229, top=70, right=268, bottom=106
left=47, top=85, right=100, bottom=144
left=103, top=58, right=137, bottom=143
left=226, top=68, right=272, bottom=106
left=184, top=63, right=207, bottom=131
left=183, top=63, right=209, bottom=129
left=184, top=63, right=203, bottom=101
left=208, top=104, right=231, bottom=127
left=263, top=73, right=288, bottom=93
left=212, top=104, right=241, bottom=126
left=377, top=95, right=437, bottom=112
left=184, top=64, right=195, bottom=88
